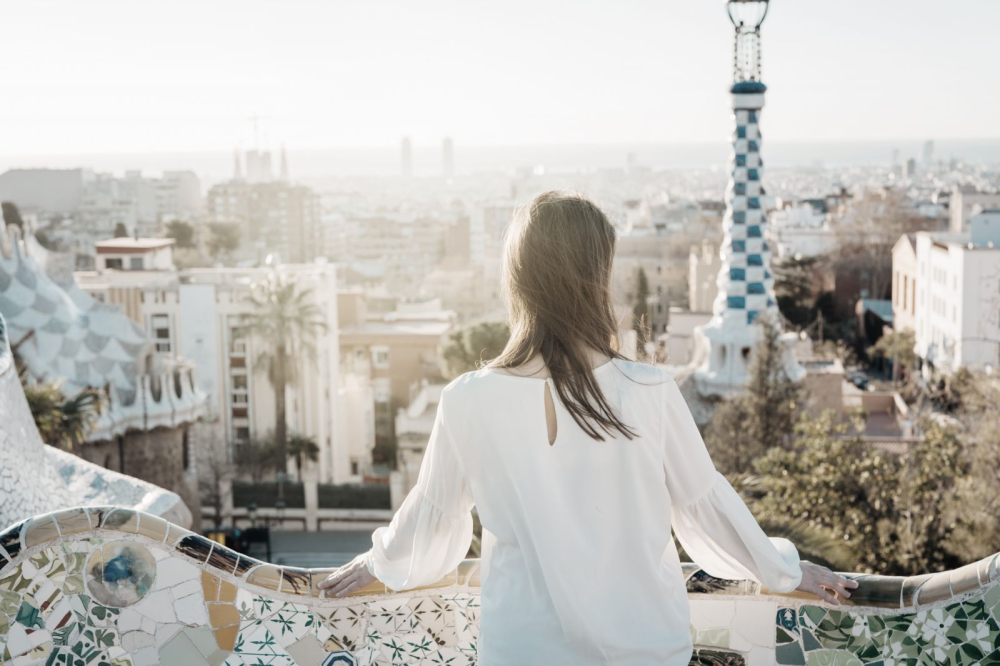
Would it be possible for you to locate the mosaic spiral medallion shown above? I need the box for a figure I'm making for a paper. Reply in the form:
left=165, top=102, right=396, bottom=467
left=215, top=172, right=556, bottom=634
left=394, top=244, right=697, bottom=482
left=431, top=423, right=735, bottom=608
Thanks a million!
left=85, top=542, right=156, bottom=607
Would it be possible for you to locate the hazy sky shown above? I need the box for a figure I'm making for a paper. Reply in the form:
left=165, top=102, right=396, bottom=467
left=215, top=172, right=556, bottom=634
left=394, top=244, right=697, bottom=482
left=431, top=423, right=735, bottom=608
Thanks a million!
left=3, top=0, right=998, bottom=156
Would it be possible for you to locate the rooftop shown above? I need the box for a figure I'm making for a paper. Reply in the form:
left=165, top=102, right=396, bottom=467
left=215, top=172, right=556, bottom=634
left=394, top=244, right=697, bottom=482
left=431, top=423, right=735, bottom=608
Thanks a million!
left=94, top=237, right=175, bottom=253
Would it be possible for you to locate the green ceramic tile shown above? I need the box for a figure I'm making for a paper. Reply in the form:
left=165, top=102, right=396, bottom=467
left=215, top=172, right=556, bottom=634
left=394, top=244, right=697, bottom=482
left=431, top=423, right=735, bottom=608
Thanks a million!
left=775, top=641, right=806, bottom=665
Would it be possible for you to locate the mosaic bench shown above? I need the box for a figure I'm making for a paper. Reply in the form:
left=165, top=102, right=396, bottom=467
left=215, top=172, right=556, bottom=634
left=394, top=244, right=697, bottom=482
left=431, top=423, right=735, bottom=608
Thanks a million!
left=1, top=507, right=998, bottom=665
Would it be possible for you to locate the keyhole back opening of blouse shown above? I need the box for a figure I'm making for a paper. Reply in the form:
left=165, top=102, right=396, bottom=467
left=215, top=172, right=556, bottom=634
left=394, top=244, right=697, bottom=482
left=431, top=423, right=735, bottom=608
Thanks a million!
left=543, top=380, right=558, bottom=446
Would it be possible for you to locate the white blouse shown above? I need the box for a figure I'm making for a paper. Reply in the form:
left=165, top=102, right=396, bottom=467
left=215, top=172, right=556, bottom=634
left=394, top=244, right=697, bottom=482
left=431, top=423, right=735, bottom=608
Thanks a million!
left=365, top=358, right=802, bottom=666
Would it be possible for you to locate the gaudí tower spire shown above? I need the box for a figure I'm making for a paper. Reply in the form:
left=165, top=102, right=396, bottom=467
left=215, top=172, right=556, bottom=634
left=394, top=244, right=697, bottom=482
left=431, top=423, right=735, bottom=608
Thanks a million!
left=693, top=0, right=804, bottom=398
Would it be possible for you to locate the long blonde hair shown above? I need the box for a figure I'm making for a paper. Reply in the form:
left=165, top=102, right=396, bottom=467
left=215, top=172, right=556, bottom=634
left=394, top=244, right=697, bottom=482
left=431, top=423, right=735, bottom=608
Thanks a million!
left=488, top=191, right=637, bottom=441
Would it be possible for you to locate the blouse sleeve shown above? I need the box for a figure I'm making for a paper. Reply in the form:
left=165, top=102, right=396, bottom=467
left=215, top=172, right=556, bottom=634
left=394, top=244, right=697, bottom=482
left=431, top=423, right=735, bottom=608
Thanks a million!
left=661, top=378, right=802, bottom=593
left=364, top=391, right=475, bottom=591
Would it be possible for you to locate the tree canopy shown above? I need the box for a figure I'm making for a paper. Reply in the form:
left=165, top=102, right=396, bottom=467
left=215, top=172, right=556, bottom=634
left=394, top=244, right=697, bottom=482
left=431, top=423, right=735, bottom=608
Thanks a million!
left=704, top=315, right=804, bottom=474
left=165, top=220, right=196, bottom=248
left=440, top=321, right=510, bottom=378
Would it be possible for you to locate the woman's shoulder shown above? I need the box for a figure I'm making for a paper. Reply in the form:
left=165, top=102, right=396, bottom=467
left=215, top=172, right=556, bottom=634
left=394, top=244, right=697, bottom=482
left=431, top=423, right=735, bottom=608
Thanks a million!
left=607, top=358, right=676, bottom=388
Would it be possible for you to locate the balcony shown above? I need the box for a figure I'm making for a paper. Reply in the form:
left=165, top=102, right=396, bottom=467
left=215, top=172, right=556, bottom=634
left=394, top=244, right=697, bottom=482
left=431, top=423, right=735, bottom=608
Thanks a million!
left=1, top=506, right=998, bottom=666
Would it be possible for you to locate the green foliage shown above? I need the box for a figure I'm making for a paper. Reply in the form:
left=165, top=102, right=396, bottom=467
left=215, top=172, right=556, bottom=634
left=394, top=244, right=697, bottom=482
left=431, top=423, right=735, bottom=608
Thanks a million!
left=726, top=472, right=856, bottom=570
left=20, top=372, right=102, bottom=450
left=440, top=321, right=510, bottom=379
left=233, top=436, right=281, bottom=483
left=207, top=222, right=240, bottom=260
left=232, top=480, right=391, bottom=510
left=317, top=483, right=391, bottom=509
left=752, top=413, right=966, bottom=576
left=164, top=220, right=195, bottom=248
left=813, top=339, right=857, bottom=368
left=288, top=433, right=319, bottom=479
left=232, top=480, right=305, bottom=508
left=631, top=267, right=651, bottom=358
left=704, top=315, right=804, bottom=473
left=773, top=255, right=820, bottom=328
left=946, top=373, right=1000, bottom=560
left=2, top=201, right=24, bottom=229
left=867, top=328, right=916, bottom=380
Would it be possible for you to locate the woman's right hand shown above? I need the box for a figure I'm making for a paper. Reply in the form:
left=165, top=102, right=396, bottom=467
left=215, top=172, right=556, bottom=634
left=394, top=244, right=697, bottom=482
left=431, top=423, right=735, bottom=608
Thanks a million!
left=796, top=560, right=859, bottom=606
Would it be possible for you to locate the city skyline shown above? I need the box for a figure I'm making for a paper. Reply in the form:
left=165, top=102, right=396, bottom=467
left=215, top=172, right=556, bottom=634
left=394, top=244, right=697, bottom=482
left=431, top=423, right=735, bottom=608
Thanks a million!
left=3, top=0, right=999, bottom=157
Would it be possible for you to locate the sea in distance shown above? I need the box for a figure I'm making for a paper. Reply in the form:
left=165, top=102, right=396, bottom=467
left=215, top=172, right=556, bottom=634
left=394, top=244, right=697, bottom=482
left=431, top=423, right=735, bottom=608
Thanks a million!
left=3, top=139, right=999, bottom=186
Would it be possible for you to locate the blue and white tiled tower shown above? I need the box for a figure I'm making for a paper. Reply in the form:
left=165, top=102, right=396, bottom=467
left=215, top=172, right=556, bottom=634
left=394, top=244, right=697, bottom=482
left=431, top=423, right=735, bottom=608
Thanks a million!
left=694, top=0, right=804, bottom=398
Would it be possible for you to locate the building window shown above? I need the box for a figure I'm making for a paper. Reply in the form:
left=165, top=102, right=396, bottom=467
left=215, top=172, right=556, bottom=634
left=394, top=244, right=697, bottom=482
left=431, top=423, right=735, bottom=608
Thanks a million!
left=351, top=460, right=360, bottom=476
left=150, top=314, right=171, bottom=353
left=372, top=346, right=390, bottom=369
left=106, top=258, right=123, bottom=270
left=232, top=375, right=247, bottom=390
left=182, top=430, right=191, bottom=470
left=373, top=378, right=391, bottom=403
left=130, top=257, right=144, bottom=270
left=229, top=325, right=247, bottom=355
left=235, top=427, right=250, bottom=442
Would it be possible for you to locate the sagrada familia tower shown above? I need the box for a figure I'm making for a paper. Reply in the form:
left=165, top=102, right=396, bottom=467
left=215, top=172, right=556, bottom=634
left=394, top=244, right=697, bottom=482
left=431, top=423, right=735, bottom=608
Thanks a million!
left=694, top=0, right=804, bottom=398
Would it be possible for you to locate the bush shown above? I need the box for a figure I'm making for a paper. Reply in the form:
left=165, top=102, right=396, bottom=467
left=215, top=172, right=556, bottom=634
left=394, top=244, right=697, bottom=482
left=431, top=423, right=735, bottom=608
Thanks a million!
left=318, top=483, right=390, bottom=509
left=232, top=481, right=305, bottom=508
left=231, top=481, right=391, bottom=510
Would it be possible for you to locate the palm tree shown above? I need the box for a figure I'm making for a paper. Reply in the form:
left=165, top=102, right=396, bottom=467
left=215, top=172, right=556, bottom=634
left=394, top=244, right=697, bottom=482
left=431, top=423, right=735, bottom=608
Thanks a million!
left=20, top=370, right=102, bottom=450
left=288, top=433, right=320, bottom=480
left=241, top=273, right=328, bottom=479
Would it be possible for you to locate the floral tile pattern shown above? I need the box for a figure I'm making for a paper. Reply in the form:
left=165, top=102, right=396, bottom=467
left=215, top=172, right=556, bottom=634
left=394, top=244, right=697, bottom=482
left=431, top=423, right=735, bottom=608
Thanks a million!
left=1, top=509, right=999, bottom=665
left=774, top=598, right=1000, bottom=665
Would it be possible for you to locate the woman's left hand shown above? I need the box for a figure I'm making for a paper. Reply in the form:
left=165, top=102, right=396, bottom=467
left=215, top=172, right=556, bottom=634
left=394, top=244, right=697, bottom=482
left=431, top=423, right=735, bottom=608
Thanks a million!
left=317, top=552, right=378, bottom=598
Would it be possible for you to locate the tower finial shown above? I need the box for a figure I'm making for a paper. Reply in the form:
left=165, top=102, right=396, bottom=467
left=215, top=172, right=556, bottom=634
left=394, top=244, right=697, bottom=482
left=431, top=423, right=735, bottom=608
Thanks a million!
left=726, top=0, right=769, bottom=86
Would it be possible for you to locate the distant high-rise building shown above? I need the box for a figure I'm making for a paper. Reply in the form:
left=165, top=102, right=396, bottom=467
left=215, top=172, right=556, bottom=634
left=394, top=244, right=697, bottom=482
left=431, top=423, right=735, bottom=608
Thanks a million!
left=280, top=145, right=289, bottom=182
left=903, top=158, right=918, bottom=179
left=442, top=137, right=454, bottom=179
left=233, top=149, right=243, bottom=181
left=206, top=180, right=320, bottom=263
left=260, top=151, right=272, bottom=182
left=245, top=150, right=260, bottom=182
left=401, top=137, right=413, bottom=178
left=922, top=140, right=935, bottom=166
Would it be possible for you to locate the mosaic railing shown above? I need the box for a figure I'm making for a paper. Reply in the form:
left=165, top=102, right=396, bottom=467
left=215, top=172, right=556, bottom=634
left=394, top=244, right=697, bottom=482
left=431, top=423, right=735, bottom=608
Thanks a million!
left=1, top=508, right=999, bottom=665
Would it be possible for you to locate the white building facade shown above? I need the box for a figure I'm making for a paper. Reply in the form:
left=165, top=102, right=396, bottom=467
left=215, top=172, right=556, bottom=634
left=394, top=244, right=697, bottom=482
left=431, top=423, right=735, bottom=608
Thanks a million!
left=78, top=260, right=374, bottom=485
left=911, top=212, right=1000, bottom=376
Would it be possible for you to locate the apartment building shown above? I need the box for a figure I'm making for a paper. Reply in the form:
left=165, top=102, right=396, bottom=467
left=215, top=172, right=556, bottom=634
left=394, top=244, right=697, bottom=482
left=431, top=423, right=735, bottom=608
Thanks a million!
left=907, top=212, right=1000, bottom=376
left=78, top=251, right=373, bottom=484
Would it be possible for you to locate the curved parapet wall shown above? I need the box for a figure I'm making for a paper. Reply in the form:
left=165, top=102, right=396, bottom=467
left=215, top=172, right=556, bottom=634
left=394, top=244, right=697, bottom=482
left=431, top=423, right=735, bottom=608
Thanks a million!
left=1, top=508, right=998, bottom=665
left=0, top=314, right=192, bottom=530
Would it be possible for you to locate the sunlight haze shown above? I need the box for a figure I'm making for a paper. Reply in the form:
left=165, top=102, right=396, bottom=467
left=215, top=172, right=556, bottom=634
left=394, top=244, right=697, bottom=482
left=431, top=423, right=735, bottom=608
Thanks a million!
left=3, top=0, right=999, bottom=156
